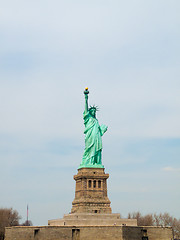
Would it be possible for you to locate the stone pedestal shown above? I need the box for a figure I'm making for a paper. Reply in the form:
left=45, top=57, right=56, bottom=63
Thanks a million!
left=71, top=168, right=111, bottom=214
left=48, top=213, right=137, bottom=226
left=48, top=167, right=138, bottom=227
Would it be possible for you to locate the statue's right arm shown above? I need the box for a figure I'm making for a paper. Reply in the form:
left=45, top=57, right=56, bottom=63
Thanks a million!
left=84, top=94, right=88, bottom=114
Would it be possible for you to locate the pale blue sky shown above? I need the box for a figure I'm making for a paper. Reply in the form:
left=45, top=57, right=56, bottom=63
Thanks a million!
left=0, top=0, right=180, bottom=226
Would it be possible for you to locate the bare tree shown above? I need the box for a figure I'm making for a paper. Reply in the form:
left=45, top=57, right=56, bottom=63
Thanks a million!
left=21, top=220, right=33, bottom=226
left=156, top=213, right=180, bottom=239
left=127, top=211, right=153, bottom=226
left=140, top=214, right=154, bottom=226
left=153, top=213, right=161, bottom=226
left=173, top=218, right=180, bottom=239
left=127, top=211, right=180, bottom=239
left=0, top=208, right=21, bottom=240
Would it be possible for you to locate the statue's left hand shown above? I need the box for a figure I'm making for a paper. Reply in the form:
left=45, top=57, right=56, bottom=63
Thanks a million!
left=100, top=124, right=108, bottom=136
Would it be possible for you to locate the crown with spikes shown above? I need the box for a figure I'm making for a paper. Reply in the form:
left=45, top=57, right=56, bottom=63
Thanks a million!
left=89, top=105, right=99, bottom=112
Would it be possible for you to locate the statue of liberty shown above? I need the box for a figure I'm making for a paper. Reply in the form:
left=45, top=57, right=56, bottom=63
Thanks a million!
left=79, top=88, right=108, bottom=169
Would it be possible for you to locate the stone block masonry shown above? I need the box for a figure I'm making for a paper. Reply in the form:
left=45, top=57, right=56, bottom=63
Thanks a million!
left=5, top=225, right=173, bottom=240
left=71, top=168, right=111, bottom=214
left=48, top=213, right=137, bottom=226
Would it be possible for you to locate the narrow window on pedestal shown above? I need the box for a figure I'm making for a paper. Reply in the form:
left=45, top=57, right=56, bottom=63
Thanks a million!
left=93, top=180, right=96, bottom=188
left=98, top=180, right=101, bottom=188
left=88, top=180, right=92, bottom=188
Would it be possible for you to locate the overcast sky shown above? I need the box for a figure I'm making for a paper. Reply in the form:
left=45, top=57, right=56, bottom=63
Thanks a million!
left=0, top=0, right=180, bottom=226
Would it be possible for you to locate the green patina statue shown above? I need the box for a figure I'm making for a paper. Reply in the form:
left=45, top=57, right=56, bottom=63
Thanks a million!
left=78, top=88, right=108, bottom=169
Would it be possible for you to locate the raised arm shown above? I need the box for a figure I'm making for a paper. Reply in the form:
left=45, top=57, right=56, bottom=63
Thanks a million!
left=84, top=87, right=89, bottom=114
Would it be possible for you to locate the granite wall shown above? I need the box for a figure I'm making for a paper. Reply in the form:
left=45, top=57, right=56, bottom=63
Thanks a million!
left=5, top=225, right=173, bottom=240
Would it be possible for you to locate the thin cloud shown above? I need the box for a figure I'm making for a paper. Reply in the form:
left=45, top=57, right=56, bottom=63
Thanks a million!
left=162, top=166, right=180, bottom=172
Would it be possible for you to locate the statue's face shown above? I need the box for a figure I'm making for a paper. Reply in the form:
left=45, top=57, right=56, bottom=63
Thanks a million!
left=90, top=108, right=96, bottom=117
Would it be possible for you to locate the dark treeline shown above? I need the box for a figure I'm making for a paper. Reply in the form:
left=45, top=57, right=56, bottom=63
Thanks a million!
left=127, top=211, right=180, bottom=239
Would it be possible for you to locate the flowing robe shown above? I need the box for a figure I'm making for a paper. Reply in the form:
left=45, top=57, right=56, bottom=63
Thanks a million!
left=82, top=111, right=106, bottom=165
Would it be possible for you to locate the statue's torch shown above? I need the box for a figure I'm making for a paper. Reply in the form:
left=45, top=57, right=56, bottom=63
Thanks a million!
left=84, top=87, right=89, bottom=95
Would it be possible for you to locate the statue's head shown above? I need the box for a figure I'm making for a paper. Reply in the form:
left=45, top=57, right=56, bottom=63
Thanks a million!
left=89, top=105, right=98, bottom=117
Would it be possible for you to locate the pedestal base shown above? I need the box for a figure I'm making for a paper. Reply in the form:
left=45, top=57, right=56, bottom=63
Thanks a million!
left=48, top=213, right=137, bottom=226
left=71, top=168, right=111, bottom=214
